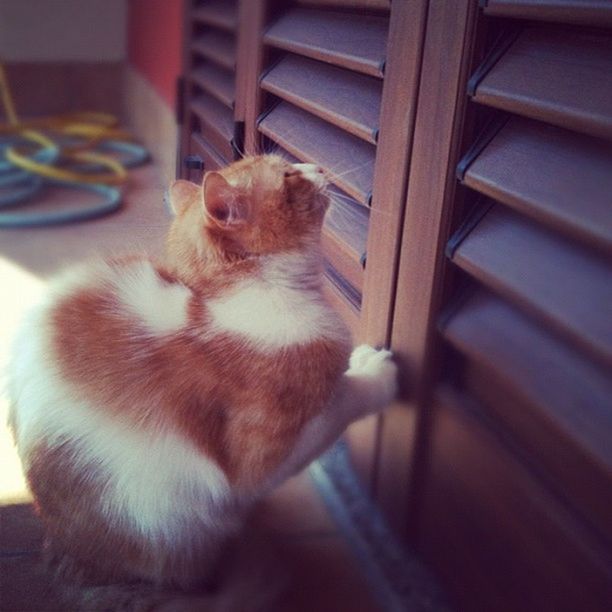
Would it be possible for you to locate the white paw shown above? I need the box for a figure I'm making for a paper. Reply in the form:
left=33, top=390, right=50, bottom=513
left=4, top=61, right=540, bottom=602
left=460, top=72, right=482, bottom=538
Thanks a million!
left=348, top=344, right=398, bottom=406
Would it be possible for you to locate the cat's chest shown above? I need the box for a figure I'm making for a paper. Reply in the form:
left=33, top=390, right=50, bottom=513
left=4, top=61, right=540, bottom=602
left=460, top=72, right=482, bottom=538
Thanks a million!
left=205, top=279, right=337, bottom=349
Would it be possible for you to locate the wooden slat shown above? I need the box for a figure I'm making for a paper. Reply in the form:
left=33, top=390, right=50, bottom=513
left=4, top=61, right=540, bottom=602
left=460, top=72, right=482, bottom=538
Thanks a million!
left=192, top=31, right=236, bottom=71
left=450, top=204, right=612, bottom=367
left=261, top=55, right=382, bottom=144
left=441, top=289, right=612, bottom=544
left=462, top=116, right=612, bottom=256
left=420, top=386, right=612, bottom=612
left=264, top=9, right=388, bottom=78
left=190, top=94, right=235, bottom=161
left=472, top=26, right=612, bottom=140
left=322, top=273, right=360, bottom=337
left=190, top=132, right=227, bottom=173
left=322, top=188, right=369, bottom=292
left=193, top=1, right=237, bottom=32
left=191, top=64, right=235, bottom=109
left=483, top=0, right=612, bottom=27
left=259, top=102, right=375, bottom=206
left=297, top=0, right=391, bottom=9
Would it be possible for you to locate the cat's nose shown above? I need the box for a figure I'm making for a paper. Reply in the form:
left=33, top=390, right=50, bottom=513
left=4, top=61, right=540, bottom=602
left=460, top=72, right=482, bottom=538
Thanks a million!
left=292, top=163, right=327, bottom=187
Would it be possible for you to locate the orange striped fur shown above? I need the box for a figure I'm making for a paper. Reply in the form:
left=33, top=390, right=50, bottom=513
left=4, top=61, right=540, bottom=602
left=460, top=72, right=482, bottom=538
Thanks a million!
left=8, top=155, right=397, bottom=601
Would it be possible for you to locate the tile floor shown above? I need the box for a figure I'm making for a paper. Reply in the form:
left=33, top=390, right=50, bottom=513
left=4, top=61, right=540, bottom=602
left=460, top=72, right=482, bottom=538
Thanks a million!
left=0, top=164, right=382, bottom=611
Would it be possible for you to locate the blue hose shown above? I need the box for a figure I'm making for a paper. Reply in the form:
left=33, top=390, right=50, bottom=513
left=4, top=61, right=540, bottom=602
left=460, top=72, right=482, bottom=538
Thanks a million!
left=0, top=135, right=148, bottom=227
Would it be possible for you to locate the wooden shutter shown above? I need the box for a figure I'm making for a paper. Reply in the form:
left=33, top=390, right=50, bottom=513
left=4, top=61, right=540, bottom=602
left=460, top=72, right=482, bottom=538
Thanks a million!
left=179, top=0, right=242, bottom=177
left=177, top=0, right=428, bottom=490
left=412, top=3, right=612, bottom=610
left=256, top=3, right=389, bottom=335
left=250, top=0, right=428, bottom=488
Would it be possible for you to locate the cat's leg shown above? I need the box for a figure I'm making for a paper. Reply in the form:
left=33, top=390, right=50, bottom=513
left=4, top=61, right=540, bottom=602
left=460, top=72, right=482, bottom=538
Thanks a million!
left=268, top=345, right=397, bottom=487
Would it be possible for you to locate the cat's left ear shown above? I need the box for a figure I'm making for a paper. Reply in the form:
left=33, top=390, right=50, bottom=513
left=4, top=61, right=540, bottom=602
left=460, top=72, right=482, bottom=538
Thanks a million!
left=202, top=171, right=248, bottom=228
left=167, top=180, right=200, bottom=216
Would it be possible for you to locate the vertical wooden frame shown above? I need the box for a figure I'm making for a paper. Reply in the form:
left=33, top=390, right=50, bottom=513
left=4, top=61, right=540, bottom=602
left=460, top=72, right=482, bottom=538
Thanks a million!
left=377, top=0, right=480, bottom=538
left=241, top=0, right=269, bottom=154
left=178, top=0, right=195, bottom=179
left=345, top=0, right=429, bottom=492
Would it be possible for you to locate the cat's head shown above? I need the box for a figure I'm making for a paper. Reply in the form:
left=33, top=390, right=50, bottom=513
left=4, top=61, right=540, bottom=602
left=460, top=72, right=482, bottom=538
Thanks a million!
left=166, top=155, right=329, bottom=275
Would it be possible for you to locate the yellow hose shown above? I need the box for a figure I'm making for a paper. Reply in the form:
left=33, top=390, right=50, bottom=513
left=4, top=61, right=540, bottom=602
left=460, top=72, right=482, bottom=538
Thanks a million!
left=0, top=62, right=132, bottom=186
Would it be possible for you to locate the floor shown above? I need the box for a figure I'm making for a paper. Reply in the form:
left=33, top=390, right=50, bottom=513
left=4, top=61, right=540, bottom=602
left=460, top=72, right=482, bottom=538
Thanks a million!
left=0, top=164, right=383, bottom=611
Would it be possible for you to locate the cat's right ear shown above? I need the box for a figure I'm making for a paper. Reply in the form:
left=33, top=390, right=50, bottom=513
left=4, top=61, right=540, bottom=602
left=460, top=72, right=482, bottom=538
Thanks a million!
left=202, top=171, right=248, bottom=229
left=167, top=180, right=200, bottom=216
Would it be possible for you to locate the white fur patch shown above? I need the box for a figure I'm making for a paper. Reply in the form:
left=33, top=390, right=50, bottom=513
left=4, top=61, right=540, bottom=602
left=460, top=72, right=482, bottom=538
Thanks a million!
left=113, top=262, right=190, bottom=335
left=8, top=288, right=232, bottom=543
left=207, top=253, right=345, bottom=349
left=292, top=163, right=327, bottom=189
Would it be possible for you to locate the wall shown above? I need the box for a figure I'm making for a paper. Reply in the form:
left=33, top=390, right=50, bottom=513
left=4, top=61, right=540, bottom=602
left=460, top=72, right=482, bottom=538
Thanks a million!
left=123, top=0, right=183, bottom=184
left=0, top=0, right=126, bottom=62
left=0, top=0, right=127, bottom=117
left=127, top=0, right=182, bottom=109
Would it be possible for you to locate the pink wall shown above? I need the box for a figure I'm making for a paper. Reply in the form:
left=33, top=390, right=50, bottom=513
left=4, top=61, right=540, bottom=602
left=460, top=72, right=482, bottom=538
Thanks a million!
left=127, top=0, right=182, bottom=108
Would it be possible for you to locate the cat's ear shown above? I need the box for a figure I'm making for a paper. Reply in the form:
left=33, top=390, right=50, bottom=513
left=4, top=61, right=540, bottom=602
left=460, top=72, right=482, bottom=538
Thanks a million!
left=202, top=171, right=248, bottom=228
left=167, top=180, right=200, bottom=216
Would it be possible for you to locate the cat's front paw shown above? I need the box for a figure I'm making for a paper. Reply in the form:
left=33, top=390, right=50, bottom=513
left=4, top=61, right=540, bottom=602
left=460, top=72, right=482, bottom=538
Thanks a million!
left=348, top=344, right=398, bottom=408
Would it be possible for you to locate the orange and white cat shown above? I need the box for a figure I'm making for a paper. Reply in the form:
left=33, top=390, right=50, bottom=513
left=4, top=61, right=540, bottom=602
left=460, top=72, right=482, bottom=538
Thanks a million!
left=8, top=155, right=397, bottom=603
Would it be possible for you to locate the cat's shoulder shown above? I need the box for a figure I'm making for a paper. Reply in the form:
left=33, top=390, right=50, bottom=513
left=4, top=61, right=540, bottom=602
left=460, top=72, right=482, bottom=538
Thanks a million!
left=204, top=254, right=350, bottom=349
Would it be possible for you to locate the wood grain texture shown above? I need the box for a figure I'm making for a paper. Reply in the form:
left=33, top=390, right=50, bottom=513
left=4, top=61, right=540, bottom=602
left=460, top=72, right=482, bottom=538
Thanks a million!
left=420, top=387, right=612, bottom=612
left=484, top=0, right=612, bottom=26
left=463, top=116, right=612, bottom=256
left=258, top=102, right=375, bottom=206
left=378, top=0, right=478, bottom=536
left=441, top=289, right=612, bottom=546
left=451, top=204, right=612, bottom=368
left=191, top=64, right=235, bottom=109
left=261, top=54, right=382, bottom=144
left=264, top=8, right=388, bottom=78
left=353, top=0, right=431, bottom=497
left=192, top=30, right=236, bottom=71
left=473, top=26, right=612, bottom=139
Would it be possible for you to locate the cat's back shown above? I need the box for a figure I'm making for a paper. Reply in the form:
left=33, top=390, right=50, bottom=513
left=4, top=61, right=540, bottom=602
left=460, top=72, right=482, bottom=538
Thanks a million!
left=8, top=256, right=192, bottom=442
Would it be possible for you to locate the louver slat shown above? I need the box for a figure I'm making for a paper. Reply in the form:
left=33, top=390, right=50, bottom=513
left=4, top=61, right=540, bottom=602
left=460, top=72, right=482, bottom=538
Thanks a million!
left=191, top=65, right=235, bottom=109
left=461, top=116, right=612, bottom=255
left=322, top=274, right=360, bottom=336
left=483, top=0, right=612, bottom=27
left=471, top=27, right=612, bottom=139
left=261, top=55, right=381, bottom=144
left=422, top=387, right=612, bottom=612
left=441, top=289, right=612, bottom=544
left=297, top=0, right=390, bottom=9
left=193, top=1, right=237, bottom=32
left=264, top=9, right=388, bottom=78
left=450, top=204, right=612, bottom=368
left=190, top=94, right=235, bottom=161
left=192, top=31, right=236, bottom=71
left=323, top=189, right=369, bottom=292
left=259, top=102, right=375, bottom=206
left=190, top=133, right=227, bottom=172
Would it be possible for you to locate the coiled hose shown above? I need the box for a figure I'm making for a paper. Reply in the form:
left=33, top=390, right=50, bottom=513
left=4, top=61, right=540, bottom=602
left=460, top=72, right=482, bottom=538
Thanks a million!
left=0, top=62, right=149, bottom=227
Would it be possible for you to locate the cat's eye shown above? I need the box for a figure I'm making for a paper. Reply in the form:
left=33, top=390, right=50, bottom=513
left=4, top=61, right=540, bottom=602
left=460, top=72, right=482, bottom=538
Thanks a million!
left=284, top=170, right=299, bottom=178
